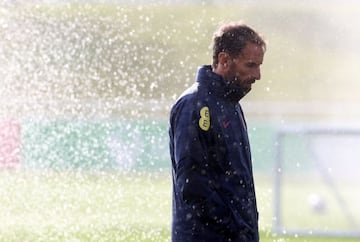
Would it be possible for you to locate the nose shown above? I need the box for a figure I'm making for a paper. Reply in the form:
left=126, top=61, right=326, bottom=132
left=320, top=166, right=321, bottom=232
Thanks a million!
left=253, top=67, right=261, bottom=80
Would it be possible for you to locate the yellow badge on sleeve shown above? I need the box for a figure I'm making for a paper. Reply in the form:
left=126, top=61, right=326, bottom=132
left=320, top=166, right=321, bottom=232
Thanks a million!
left=199, top=106, right=210, bottom=131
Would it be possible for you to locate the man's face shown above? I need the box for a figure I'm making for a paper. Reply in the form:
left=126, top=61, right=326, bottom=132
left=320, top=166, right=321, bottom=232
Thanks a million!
left=225, top=43, right=264, bottom=91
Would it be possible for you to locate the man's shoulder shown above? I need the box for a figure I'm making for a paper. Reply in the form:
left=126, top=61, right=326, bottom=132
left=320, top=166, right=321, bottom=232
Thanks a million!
left=171, top=83, right=198, bottom=111
left=179, top=83, right=199, bottom=100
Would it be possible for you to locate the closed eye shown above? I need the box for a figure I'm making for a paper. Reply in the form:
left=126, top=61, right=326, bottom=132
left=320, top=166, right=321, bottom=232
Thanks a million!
left=246, top=62, right=258, bottom=68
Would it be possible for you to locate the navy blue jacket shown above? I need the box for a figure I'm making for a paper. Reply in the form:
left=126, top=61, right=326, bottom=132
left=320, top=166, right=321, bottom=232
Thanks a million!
left=169, top=65, right=259, bottom=242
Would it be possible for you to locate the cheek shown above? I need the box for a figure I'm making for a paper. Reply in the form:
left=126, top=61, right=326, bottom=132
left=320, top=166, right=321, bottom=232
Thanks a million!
left=234, top=69, right=248, bottom=80
left=230, top=63, right=245, bottom=76
left=232, top=63, right=248, bottom=77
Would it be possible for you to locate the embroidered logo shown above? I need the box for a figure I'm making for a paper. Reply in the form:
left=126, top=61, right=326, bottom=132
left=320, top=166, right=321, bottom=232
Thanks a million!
left=199, top=106, right=210, bottom=131
left=223, top=120, right=231, bottom=128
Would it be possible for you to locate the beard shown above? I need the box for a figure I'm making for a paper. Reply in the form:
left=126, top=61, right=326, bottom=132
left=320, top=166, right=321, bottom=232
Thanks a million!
left=227, top=75, right=252, bottom=92
left=223, top=76, right=252, bottom=101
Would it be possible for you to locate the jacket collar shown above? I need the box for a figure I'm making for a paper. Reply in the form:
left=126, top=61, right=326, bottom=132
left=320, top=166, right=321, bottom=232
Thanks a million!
left=196, top=65, right=250, bottom=102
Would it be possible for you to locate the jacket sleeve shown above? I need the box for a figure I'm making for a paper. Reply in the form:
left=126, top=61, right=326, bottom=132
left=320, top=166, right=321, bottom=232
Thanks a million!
left=170, top=99, right=237, bottom=233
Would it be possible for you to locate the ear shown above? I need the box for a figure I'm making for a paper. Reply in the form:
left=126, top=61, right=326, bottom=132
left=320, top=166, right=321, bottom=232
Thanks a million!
left=218, top=52, right=231, bottom=70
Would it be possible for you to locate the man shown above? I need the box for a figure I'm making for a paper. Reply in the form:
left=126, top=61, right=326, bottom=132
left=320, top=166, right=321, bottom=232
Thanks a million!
left=169, top=22, right=266, bottom=242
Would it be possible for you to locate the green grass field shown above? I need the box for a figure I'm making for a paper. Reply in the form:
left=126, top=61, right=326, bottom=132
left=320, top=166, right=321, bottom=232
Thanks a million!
left=0, top=170, right=359, bottom=242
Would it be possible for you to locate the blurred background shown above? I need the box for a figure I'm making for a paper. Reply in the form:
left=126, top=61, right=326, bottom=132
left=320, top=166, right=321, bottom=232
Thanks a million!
left=0, top=0, right=359, bottom=241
